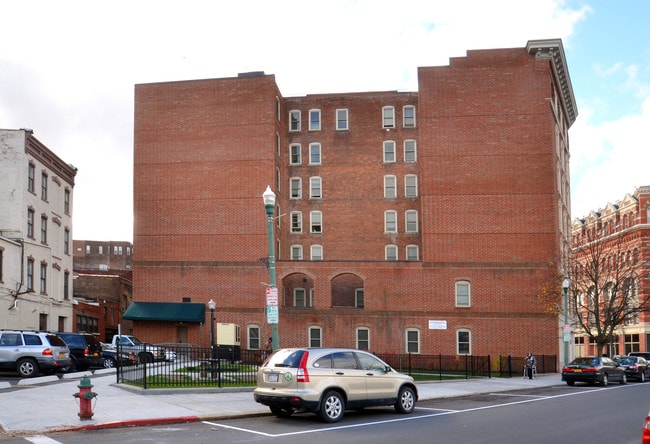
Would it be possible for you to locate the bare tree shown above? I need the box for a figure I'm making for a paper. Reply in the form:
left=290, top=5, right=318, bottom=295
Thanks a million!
left=571, top=229, right=646, bottom=356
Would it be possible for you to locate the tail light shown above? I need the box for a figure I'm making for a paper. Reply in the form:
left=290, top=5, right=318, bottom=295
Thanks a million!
left=297, top=351, right=310, bottom=383
left=42, top=348, right=53, bottom=356
left=83, top=348, right=90, bottom=357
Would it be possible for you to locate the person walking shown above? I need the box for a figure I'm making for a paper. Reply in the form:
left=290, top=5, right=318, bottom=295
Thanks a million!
left=525, top=351, right=537, bottom=379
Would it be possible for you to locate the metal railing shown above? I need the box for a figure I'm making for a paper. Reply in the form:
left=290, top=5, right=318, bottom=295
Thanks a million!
left=115, top=347, right=556, bottom=389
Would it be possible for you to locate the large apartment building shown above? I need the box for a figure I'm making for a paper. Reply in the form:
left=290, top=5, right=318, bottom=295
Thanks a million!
left=132, top=40, right=576, bottom=361
left=571, top=186, right=650, bottom=356
left=0, top=129, right=76, bottom=331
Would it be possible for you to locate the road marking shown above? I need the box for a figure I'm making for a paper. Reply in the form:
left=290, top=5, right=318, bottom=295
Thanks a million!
left=24, top=436, right=63, bottom=444
left=488, top=392, right=549, bottom=398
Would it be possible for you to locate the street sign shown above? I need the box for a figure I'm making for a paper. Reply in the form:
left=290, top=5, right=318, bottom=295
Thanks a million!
left=266, top=305, right=279, bottom=324
left=266, top=287, right=278, bottom=306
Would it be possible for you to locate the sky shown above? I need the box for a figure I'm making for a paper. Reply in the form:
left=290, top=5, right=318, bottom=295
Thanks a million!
left=1, top=0, right=648, bottom=242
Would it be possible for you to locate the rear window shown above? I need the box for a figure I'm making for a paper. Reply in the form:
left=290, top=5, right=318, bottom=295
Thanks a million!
left=266, top=349, right=306, bottom=368
left=59, top=334, right=84, bottom=347
left=46, top=335, right=67, bottom=347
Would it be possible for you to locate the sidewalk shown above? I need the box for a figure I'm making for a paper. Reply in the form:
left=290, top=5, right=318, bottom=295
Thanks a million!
left=0, top=370, right=561, bottom=436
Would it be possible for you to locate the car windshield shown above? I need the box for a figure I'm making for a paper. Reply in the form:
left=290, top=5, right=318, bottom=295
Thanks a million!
left=571, top=357, right=598, bottom=366
left=265, top=349, right=306, bottom=368
left=617, top=357, right=635, bottom=365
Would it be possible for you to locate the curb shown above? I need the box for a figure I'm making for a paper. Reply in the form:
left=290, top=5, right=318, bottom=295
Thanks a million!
left=52, top=416, right=201, bottom=433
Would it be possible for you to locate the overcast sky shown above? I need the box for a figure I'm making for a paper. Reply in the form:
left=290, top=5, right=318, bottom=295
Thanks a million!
left=1, top=0, right=648, bottom=242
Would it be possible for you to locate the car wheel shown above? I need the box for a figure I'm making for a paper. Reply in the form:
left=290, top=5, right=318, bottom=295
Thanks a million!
left=270, top=406, right=294, bottom=418
left=620, top=373, right=627, bottom=385
left=394, top=386, right=416, bottom=414
left=601, top=373, right=608, bottom=386
left=641, top=372, right=646, bottom=383
left=17, top=358, right=38, bottom=378
left=103, top=357, right=116, bottom=368
left=566, top=380, right=575, bottom=386
left=318, top=391, right=345, bottom=423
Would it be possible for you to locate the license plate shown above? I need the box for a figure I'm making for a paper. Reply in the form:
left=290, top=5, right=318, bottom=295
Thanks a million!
left=59, top=352, right=66, bottom=358
left=574, top=369, right=582, bottom=372
left=268, top=373, right=279, bottom=382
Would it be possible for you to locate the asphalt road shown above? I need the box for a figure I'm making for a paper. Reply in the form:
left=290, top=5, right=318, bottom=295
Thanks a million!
left=3, top=383, right=647, bottom=444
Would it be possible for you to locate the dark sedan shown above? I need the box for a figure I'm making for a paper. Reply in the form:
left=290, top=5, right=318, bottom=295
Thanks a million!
left=562, top=356, right=627, bottom=386
left=617, top=356, right=650, bottom=382
left=101, top=349, right=139, bottom=368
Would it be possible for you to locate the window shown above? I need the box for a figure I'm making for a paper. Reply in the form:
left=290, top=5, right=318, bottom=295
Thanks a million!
left=64, top=229, right=70, bottom=254
left=309, top=143, right=321, bottom=165
left=384, top=210, right=397, bottom=233
left=406, top=245, right=419, bottom=261
left=85, top=245, right=90, bottom=254
left=405, top=174, right=418, bottom=197
left=291, top=245, right=303, bottom=260
left=63, top=271, right=70, bottom=300
left=382, top=106, right=395, bottom=128
left=276, top=97, right=281, bottom=121
left=26, top=259, right=34, bottom=290
left=310, top=245, right=323, bottom=260
left=310, top=177, right=322, bottom=198
left=385, top=245, right=398, bottom=261
left=405, top=210, right=418, bottom=233
left=310, top=211, right=322, bottom=233
left=295, top=288, right=311, bottom=307
left=309, top=109, right=321, bottom=131
left=276, top=133, right=281, bottom=156
left=289, top=110, right=301, bottom=131
left=248, top=325, right=261, bottom=349
left=28, top=163, right=35, bottom=192
left=384, top=175, right=397, bottom=198
left=309, top=327, right=322, bottom=348
left=457, top=330, right=471, bottom=355
left=383, top=141, right=396, bottom=163
left=39, top=262, right=47, bottom=294
left=356, top=328, right=369, bottom=350
left=406, top=329, right=420, bottom=353
left=290, top=144, right=301, bottom=165
left=355, top=289, right=364, bottom=308
left=456, top=281, right=471, bottom=307
left=290, top=177, right=302, bottom=199
left=403, top=105, right=416, bottom=127
left=27, top=209, right=35, bottom=238
left=64, top=189, right=71, bottom=214
left=404, top=140, right=417, bottom=162
left=40, top=215, right=47, bottom=244
left=41, top=172, right=48, bottom=201
left=336, top=108, right=349, bottom=130
left=98, top=245, right=103, bottom=254
left=291, top=211, right=302, bottom=233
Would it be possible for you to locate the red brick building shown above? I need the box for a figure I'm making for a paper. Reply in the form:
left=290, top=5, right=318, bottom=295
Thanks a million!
left=571, top=186, right=650, bottom=357
left=132, top=39, right=576, bottom=362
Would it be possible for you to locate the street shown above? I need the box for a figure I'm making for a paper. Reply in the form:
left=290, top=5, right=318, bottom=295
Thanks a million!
left=2, top=382, right=647, bottom=443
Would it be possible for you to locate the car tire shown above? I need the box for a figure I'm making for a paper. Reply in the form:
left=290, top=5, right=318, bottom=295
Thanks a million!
left=641, top=372, right=646, bottom=383
left=270, top=406, right=294, bottom=418
left=566, top=380, right=575, bottom=386
left=103, top=357, right=116, bottom=368
left=620, top=373, right=627, bottom=385
left=394, top=386, right=416, bottom=414
left=17, top=358, right=38, bottom=378
left=601, top=373, right=608, bottom=386
left=318, top=390, right=345, bottom=423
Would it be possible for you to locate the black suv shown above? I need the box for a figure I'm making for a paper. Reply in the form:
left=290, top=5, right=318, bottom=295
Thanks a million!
left=56, top=332, right=104, bottom=371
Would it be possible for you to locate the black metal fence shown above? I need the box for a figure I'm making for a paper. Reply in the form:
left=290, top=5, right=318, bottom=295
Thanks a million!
left=115, top=346, right=556, bottom=389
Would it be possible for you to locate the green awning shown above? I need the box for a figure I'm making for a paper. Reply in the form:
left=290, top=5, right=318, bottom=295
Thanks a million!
left=122, top=302, right=206, bottom=323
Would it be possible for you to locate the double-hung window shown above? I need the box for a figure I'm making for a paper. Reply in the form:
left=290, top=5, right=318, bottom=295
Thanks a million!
left=384, top=210, right=397, bottom=233
left=385, top=245, right=398, bottom=261
left=404, top=140, right=417, bottom=162
left=310, top=177, right=322, bottom=198
left=405, top=210, right=418, bottom=233
left=406, top=329, right=420, bottom=353
left=27, top=209, right=35, bottom=238
left=291, top=211, right=302, bottom=233
left=457, top=330, right=471, bottom=355
left=382, top=106, right=395, bottom=128
left=456, top=281, right=471, bottom=307
left=40, top=215, right=47, bottom=244
left=27, top=163, right=35, bottom=192
left=383, top=141, right=396, bottom=163
left=384, top=175, right=397, bottom=198
left=403, top=105, right=416, bottom=127
left=356, top=328, right=369, bottom=349
left=41, top=172, right=48, bottom=201
left=290, top=178, right=302, bottom=199
left=26, top=259, right=34, bottom=290
left=405, top=175, right=418, bottom=197
left=310, top=245, right=323, bottom=260
left=310, top=211, right=322, bottom=233
left=309, top=143, right=321, bottom=165
left=336, top=109, right=349, bottom=130
left=309, top=109, right=321, bottom=131
left=39, top=262, right=47, bottom=294
left=289, top=110, right=301, bottom=131
left=291, top=245, right=303, bottom=260
left=64, top=189, right=71, bottom=214
left=290, top=144, right=301, bottom=164
left=406, top=245, right=419, bottom=261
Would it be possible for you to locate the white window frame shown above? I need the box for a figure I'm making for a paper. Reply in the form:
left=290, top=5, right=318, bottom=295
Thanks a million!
left=309, top=326, right=322, bottom=348
left=309, top=143, right=321, bottom=165
left=404, top=140, right=417, bottom=162
left=309, top=109, right=321, bottom=131
left=290, top=211, right=302, bottom=233
left=310, top=211, right=322, bottom=233
left=336, top=108, right=349, bottom=130
left=382, top=106, right=395, bottom=128
left=291, top=245, right=303, bottom=260
left=457, top=329, right=471, bottom=355
left=456, top=281, right=471, bottom=307
left=403, top=105, right=416, bottom=127
left=405, top=210, right=418, bottom=233
left=290, top=177, right=302, bottom=199
left=356, top=328, right=369, bottom=350
left=405, top=174, right=418, bottom=197
left=310, top=244, right=323, bottom=261
left=310, top=176, right=322, bottom=199
left=384, top=210, right=397, bottom=233
left=276, top=132, right=281, bottom=156
left=248, top=325, right=261, bottom=349
left=406, top=245, right=419, bottom=261
left=385, top=245, right=398, bottom=261
left=289, top=110, right=301, bottom=131
left=384, top=175, right=397, bottom=198
left=406, top=329, right=420, bottom=354
left=290, top=143, right=301, bottom=165
left=383, top=141, right=396, bottom=163
left=294, top=288, right=308, bottom=307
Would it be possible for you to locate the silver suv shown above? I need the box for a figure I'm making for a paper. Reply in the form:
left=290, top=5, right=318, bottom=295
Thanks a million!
left=253, top=348, right=418, bottom=423
left=0, top=330, right=71, bottom=377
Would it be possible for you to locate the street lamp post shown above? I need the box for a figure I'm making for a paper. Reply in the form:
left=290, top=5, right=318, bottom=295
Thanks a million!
left=563, top=278, right=570, bottom=366
left=208, top=298, right=220, bottom=386
left=263, top=185, right=279, bottom=351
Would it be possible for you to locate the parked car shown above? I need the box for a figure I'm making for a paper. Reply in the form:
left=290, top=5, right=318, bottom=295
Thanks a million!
left=101, top=349, right=139, bottom=368
left=616, top=355, right=650, bottom=382
left=56, top=332, right=104, bottom=371
left=253, top=348, right=418, bottom=423
left=562, top=356, right=627, bottom=386
left=629, top=352, right=650, bottom=360
left=0, top=330, right=71, bottom=377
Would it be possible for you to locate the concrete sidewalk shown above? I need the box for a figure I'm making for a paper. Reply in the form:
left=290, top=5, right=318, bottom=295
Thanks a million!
left=0, top=370, right=562, bottom=436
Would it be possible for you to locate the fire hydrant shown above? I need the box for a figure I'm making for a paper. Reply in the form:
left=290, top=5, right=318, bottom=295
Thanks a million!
left=73, top=376, right=98, bottom=420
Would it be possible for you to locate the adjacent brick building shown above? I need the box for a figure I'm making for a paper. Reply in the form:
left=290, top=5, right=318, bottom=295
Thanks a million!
left=132, top=39, right=576, bottom=363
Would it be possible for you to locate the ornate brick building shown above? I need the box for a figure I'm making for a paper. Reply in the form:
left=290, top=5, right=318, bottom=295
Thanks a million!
left=132, top=39, right=576, bottom=362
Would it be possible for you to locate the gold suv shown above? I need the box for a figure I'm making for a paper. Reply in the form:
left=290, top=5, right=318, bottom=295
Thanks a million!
left=253, top=348, right=418, bottom=423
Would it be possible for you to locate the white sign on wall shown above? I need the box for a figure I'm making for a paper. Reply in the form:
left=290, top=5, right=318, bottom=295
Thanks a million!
left=429, top=320, right=448, bottom=330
